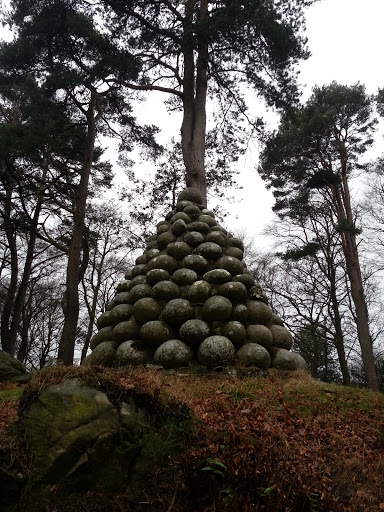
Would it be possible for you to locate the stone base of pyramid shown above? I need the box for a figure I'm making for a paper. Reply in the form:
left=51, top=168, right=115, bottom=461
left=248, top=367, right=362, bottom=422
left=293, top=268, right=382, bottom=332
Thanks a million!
left=84, top=188, right=306, bottom=373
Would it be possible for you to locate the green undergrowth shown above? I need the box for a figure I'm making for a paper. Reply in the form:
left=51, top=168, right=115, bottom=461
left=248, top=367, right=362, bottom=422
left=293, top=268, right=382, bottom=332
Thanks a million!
left=1, top=366, right=384, bottom=512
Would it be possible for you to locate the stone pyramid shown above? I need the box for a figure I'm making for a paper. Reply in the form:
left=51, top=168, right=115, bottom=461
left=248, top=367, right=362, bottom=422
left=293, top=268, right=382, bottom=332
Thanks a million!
left=85, top=187, right=306, bottom=372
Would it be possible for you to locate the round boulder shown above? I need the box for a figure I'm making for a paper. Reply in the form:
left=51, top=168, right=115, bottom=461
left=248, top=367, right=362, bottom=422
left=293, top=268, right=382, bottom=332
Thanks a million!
left=147, top=255, right=179, bottom=274
left=113, top=320, right=141, bottom=343
left=140, top=321, right=171, bottom=347
left=231, top=303, right=248, bottom=323
left=197, top=336, right=235, bottom=369
left=153, top=280, right=181, bottom=301
left=222, top=321, right=246, bottom=345
left=206, top=230, right=227, bottom=247
left=182, top=254, right=210, bottom=274
left=215, top=256, right=244, bottom=276
left=133, top=298, right=162, bottom=323
left=90, top=326, right=115, bottom=350
left=96, top=310, right=113, bottom=329
left=157, top=231, right=177, bottom=250
left=246, top=324, right=273, bottom=349
left=233, top=273, right=255, bottom=289
left=202, top=295, right=232, bottom=322
left=161, top=298, right=194, bottom=326
left=246, top=301, right=273, bottom=325
left=154, top=340, right=194, bottom=368
left=146, top=269, right=171, bottom=285
left=270, top=325, right=293, bottom=350
left=217, top=281, right=248, bottom=301
left=236, top=343, right=271, bottom=370
left=167, top=241, right=192, bottom=260
left=178, top=187, right=203, bottom=204
left=109, top=304, right=134, bottom=326
left=179, top=319, right=210, bottom=346
left=83, top=341, right=117, bottom=367
left=116, top=340, right=154, bottom=366
left=271, top=349, right=307, bottom=371
left=172, top=268, right=198, bottom=286
left=188, top=280, right=212, bottom=303
left=194, top=242, right=223, bottom=260
left=128, top=275, right=147, bottom=290
left=183, top=231, right=205, bottom=247
left=129, top=283, right=153, bottom=303
left=203, top=269, right=232, bottom=284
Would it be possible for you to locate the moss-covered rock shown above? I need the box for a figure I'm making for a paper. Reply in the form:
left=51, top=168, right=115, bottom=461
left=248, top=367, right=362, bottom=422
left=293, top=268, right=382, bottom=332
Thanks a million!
left=197, top=336, right=235, bottom=369
left=271, top=348, right=307, bottom=371
left=0, top=349, right=29, bottom=384
left=154, top=339, right=194, bottom=368
left=179, top=319, right=210, bottom=346
left=202, top=295, right=232, bottom=322
left=236, top=343, right=271, bottom=369
left=116, top=340, right=154, bottom=366
left=82, top=341, right=117, bottom=366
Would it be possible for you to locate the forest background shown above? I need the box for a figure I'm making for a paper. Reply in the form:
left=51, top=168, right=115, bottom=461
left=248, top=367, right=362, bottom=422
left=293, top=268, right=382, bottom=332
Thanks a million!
left=1, top=0, right=384, bottom=390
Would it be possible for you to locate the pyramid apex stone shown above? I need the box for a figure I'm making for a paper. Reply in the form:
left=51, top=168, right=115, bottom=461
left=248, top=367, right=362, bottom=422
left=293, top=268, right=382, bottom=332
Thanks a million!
left=177, top=187, right=203, bottom=204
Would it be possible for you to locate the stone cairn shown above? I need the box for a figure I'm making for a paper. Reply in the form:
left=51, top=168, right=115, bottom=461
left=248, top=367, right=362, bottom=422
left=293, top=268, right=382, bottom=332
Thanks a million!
left=85, top=187, right=306, bottom=372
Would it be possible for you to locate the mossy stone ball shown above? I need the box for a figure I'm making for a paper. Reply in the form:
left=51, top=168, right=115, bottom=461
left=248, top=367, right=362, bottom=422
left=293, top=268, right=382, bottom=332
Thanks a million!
left=129, top=283, right=153, bottom=303
left=133, top=297, right=162, bottom=323
left=246, top=324, right=273, bottom=349
left=154, top=339, right=194, bottom=368
left=82, top=341, right=117, bottom=367
left=162, top=298, right=194, bottom=326
left=216, top=255, right=244, bottom=276
left=222, top=321, right=246, bottom=345
left=183, top=231, right=205, bottom=247
left=188, top=280, right=212, bottom=303
left=116, top=340, right=154, bottom=366
left=90, top=326, right=115, bottom=350
left=202, top=295, right=232, bottom=322
left=147, top=255, right=179, bottom=274
left=179, top=319, right=210, bottom=346
left=217, top=281, right=248, bottom=301
left=172, top=268, right=198, bottom=286
left=203, top=269, right=232, bottom=284
left=140, top=320, right=171, bottom=347
left=271, top=349, right=307, bottom=371
left=146, top=269, right=170, bottom=285
left=236, top=343, right=271, bottom=369
left=178, top=187, right=203, bottom=204
left=113, top=320, right=141, bottom=343
left=194, top=242, right=223, bottom=260
left=197, top=335, right=235, bottom=369
left=246, top=301, right=273, bottom=325
left=167, top=241, right=192, bottom=260
left=109, top=304, right=134, bottom=326
left=153, top=280, right=181, bottom=301
left=270, top=325, right=293, bottom=350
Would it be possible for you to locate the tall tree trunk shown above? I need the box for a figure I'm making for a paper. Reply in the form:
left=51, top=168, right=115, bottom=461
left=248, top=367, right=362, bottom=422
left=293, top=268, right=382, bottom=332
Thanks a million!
left=8, top=163, right=48, bottom=352
left=81, top=241, right=106, bottom=362
left=181, top=0, right=208, bottom=206
left=58, top=90, right=100, bottom=365
left=329, top=274, right=351, bottom=385
left=1, top=182, right=18, bottom=356
left=332, top=173, right=379, bottom=391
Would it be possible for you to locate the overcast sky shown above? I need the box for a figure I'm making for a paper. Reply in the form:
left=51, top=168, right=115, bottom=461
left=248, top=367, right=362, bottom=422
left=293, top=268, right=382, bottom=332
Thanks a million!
left=1, top=0, right=383, bottom=243
left=223, top=0, right=384, bottom=243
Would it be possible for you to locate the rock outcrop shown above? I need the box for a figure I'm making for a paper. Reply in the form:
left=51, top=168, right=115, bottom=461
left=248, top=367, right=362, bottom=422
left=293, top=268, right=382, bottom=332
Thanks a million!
left=86, top=187, right=306, bottom=372
left=0, top=350, right=29, bottom=384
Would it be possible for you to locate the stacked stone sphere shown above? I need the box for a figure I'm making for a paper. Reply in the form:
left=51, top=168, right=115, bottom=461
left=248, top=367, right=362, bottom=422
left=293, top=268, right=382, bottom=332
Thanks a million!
left=85, top=188, right=306, bottom=372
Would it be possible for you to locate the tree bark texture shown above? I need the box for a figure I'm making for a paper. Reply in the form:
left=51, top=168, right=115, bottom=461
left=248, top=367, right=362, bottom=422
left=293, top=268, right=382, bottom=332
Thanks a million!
left=331, top=173, right=379, bottom=391
left=181, top=0, right=208, bottom=206
left=58, top=90, right=99, bottom=365
left=1, top=183, right=19, bottom=356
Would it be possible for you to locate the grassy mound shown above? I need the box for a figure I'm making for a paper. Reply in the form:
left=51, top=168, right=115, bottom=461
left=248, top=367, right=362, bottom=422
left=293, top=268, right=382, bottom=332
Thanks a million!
left=1, top=367, right=384, bottom=512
